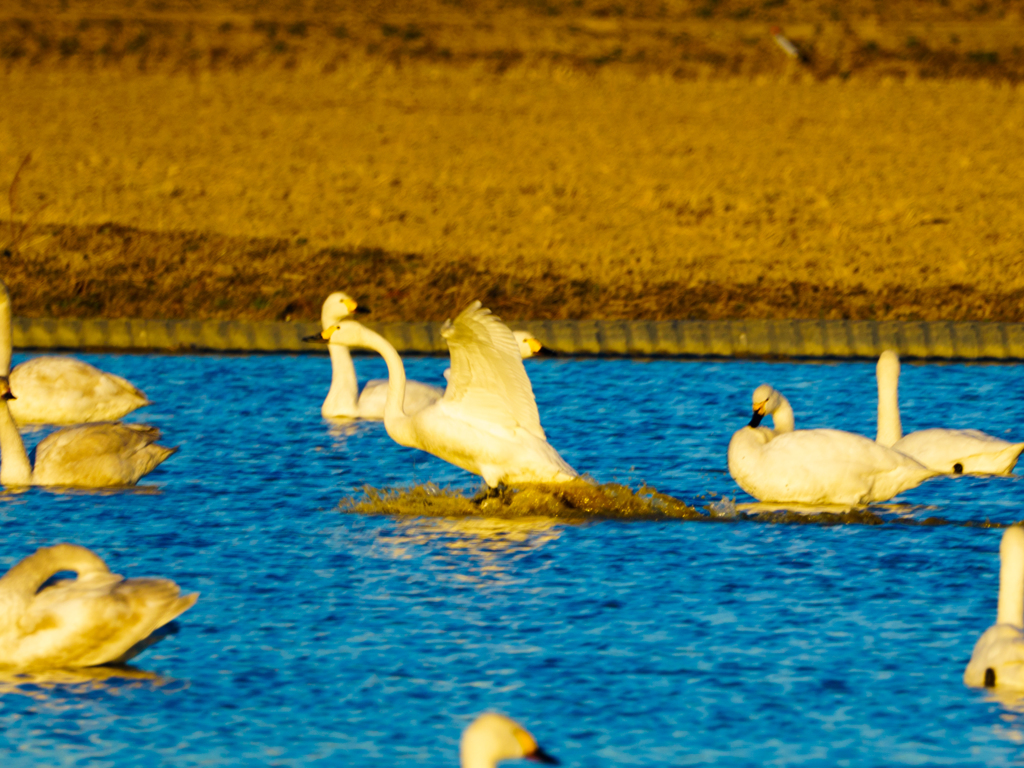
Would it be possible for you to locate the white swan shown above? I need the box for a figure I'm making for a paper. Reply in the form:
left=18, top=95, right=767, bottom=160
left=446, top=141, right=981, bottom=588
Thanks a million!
left=321, top=301, right=577, bottom=487
left=0, top=377, right=175, bottom=488
left=964, top=527, right=1024, bottom=689
left=728, top=384, right=939, bottom=505
left=876, top=349, right=1024, bottom=474
left=513, top=330, right=549, bottom=359
left=461, top=713, right=559, bottom=768
left=0, top=543, right=197, bottom=671
left=0, top=280, right=150, bottom=426
left=318, top=291, right=444, bottom=420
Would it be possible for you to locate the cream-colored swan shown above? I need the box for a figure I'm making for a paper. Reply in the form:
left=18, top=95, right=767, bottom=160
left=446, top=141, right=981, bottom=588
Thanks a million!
left=0, top=280, right=149, bottom=425
left=318, top=291, right=443, bottom=420
left=0, top=377, right=175, bottom=488
left=728, top=384, right=939, bottom=505
left=0, top=544, right=197, bottom=670
left=513, top=330, right=550, bottom=359
left=964, top=527, right=1024, bottom=689
left=876, top=349, right=1024, bottom=474
left=461, top=713, right=559, bottom=768
left=321, top=301, right=577, bottom=487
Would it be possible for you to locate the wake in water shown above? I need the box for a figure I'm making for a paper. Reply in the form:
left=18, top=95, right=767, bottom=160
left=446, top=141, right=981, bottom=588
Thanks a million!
left=341, top=480, right=1012, bottom=528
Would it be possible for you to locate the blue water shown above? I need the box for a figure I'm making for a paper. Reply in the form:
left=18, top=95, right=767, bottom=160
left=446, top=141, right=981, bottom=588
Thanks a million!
left=1, top=351, right=1023, bottom=766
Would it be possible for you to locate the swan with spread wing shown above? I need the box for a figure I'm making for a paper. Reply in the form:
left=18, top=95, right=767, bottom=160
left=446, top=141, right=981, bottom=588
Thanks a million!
left=318, top=301, right=577, bottom=487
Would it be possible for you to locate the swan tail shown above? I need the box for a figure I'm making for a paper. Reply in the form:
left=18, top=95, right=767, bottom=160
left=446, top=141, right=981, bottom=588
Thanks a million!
left=100, top=581, right=199, bottom=666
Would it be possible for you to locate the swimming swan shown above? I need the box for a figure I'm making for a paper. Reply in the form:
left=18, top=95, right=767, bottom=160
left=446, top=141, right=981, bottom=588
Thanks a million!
left=0, top=544, right=197, bottom=670
left=321, top=302, right=577, bottom=487
left=728, top=384, right=939, bottom=505
left=876, top=350, right=1024, bottom=474
left=461, top=713, right=559, bottom=767
left=318, top=291, right=443, bottom=420
left=0, top=280, right=150, bottom=425
left=964, top=527, right=1024, bottom=689
left=0, top=377, right=176, bottom=488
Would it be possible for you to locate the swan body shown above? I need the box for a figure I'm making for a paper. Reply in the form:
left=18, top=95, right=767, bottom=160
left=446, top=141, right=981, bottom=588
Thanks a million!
left=324, top=301, right=577, bottom=487
left=965, top=527, right=1024, bottom=689
left=0, top=377, right=175, bottom=488
left=0, top=544, right=197, bottom=670
left=0, top=280, right=149, bottom=426
left=318, top=291, right=443, bottom=420
left=728, top=384, right=938, bottom=505
left=876, top=350, right=1024, bottom=474
left=461, top=713, right=558, bottom=768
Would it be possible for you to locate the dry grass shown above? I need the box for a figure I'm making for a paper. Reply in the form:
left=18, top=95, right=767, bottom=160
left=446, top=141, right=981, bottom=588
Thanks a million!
left=2, top=1, right=1023, bottom=322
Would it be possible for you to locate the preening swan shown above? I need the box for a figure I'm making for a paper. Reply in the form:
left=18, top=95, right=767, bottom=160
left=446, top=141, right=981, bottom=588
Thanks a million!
left=876, top=350, right=1024, bottom=474
left=0, top=280, right=150, bottom=425
left=461, top=713, right=559, bottom=768
left=964, top=527, right=1024, bottom=689
left=321, top=301, right=577, bottom=487
left=318, top=291, right=443, bottom=420
left=0, top=377, right=175, bottom=488
left=0, top=544, right=197, bottom=670
left=728, top=384, right=939, bottom=505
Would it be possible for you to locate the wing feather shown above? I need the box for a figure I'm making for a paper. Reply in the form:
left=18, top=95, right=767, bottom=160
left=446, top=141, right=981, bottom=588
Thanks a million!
left=441, top=301, right=545, bottom=440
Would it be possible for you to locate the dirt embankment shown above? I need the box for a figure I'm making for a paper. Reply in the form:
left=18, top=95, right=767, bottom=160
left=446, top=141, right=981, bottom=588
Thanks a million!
left=2, top=0, right=1024, bottom=323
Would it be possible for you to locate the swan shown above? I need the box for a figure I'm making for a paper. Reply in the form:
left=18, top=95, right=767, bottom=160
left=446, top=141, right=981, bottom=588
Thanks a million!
left=320, top=301, right=577, bottom=487
left=0, top=377, right=176, bottom=488
left=876, top=350, right=1024, bottom=474
left=461, top=713, right=559, bottom=767
left=0, top=543, right=197, bottom=670
left=727, top=384, right=939, bottom=505
left=0, top=280, right=150, bottom=425
left=513, top=330, right=551, bottom=359
left=318, top=291, right=444, bottom=420
left=964, top=527, right=1024, bottom=689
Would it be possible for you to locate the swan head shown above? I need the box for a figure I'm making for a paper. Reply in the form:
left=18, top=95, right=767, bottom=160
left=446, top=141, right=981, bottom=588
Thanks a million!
left=1002, top=526, right=1024, bottom=561
left=320, top=292, right=364, bottom=329
left=749, top=383, right=781, bottom=427
left=460, top=713, right=559, bottom=767
left=0, top=376, right=14, bottom=400
left=877, top=349, right=901, bottom=381
left=513, top=331, right=549, bottom=359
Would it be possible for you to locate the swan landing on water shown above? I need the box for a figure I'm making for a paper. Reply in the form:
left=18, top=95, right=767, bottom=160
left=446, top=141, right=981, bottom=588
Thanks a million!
left=964, top=527, right=1024, bottom=689
left=728, top=384, right=939, bottom=506
left=315, top=301, right=577, bottom=487
left=0, top=544, right=197, bottom=671
left=876, top=349, right=1024, bottom=475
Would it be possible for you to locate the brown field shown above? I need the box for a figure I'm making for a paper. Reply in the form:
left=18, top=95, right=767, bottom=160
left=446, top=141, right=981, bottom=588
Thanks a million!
left=2, top=0, right=1024, bottom=323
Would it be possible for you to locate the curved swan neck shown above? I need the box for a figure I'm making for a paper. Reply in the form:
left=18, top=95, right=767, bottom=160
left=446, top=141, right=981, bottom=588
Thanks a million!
left=323, top=343, right=360, bottom=414
left=998, top=529, right=1024, bottom=627
left=876, top=351, right=903, bottom=447
left=0, top=398, right=33, bottom=486
left=771, top=393, right=795, bottom=433
left=0, top=544, right=110, bottom=597
left=0, top=279, right=12, bottom=377
left=336, top=323, right=414, bottom=439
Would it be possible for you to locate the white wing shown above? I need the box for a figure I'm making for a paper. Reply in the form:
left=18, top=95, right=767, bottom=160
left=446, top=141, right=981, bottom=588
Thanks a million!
left=440, top=301, right=545, bottom=440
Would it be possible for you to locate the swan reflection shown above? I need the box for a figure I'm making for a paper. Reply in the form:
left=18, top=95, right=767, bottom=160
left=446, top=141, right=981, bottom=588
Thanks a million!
left=0, top=665, right=183, bottom=699
left=378, top=514, right=564, bottom=573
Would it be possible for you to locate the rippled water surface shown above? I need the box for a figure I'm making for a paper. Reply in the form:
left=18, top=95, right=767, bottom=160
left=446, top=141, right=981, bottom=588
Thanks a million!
left=2, top=351, right=1023, bottom=766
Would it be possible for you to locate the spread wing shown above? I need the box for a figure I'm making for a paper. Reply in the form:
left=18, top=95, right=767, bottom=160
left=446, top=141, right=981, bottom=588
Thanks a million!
left=440, top=301, right=545, bottom=440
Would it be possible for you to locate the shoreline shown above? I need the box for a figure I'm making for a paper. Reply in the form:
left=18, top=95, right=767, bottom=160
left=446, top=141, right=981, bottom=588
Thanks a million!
left=13, top=316, right=1024, bottom=361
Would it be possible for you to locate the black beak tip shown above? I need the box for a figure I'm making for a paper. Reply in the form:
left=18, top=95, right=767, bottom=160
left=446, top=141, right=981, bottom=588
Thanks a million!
left=353, top=305, right=370, bottom=314
left=748, top=411, right=764, bottom=428
left=528, top=747, right=560, bottom=765
left=302, top=333, right=327, bottom=343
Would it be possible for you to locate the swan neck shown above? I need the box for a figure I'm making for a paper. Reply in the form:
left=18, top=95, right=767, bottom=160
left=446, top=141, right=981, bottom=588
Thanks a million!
left=0, top=279, right=12, bottom=376
left=323, top=343, right=360, bottom=414
left=998, top=539, right=1024, bottom=627
left=0, top=544, right=110, bottom=598
left=0, top=399, right=33, bottom=486
left=344, top=324, right=414, bottom=435
left=876, top=355, right=903, bottom=446
left=771, top=394, right=795, bottom=433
